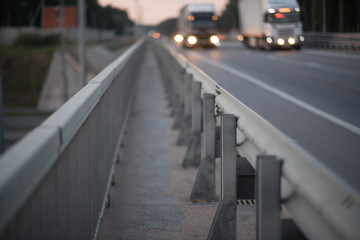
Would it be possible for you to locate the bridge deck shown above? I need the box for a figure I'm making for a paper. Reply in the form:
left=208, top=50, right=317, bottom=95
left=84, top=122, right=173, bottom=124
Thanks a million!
left=98, top=45, right=255, bottom=239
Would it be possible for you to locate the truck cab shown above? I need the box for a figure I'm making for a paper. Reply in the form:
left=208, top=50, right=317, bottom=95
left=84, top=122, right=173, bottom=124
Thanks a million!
left=178, top=4, right=220, bottom=48
left=263, top=2, right=303, bottom=49
left=239, top=0, right=304, bottom=50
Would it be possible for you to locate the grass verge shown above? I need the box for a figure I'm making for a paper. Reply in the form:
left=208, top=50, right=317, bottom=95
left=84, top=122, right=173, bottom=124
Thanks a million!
left=0, top=45, right=55, bottom=108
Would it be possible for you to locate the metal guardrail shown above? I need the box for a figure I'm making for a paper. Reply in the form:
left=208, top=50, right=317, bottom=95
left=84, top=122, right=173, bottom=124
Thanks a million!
left=303, top=32, right=360, bottom=51
left=0, top=38, right=146, bottom=239
left=152, top=39, right=360, bottom=239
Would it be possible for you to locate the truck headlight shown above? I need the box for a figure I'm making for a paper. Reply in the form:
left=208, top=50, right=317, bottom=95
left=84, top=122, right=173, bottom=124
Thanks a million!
left=277, top=38, right=285, bottom=45
left=187, top=36, right=197, bottom=45
left=266, top=37, right=273, bottom=44
left=288, top=37, right=296, bottom=45
left=210, top=35, right=220, bottom=45
left=174, top=34, right=184, bottom=43
left=299, top=36, right=305, bottom=42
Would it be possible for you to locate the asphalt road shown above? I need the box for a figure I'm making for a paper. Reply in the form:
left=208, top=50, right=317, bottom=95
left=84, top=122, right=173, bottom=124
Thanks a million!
left=172, top=42, right=360, bottom=191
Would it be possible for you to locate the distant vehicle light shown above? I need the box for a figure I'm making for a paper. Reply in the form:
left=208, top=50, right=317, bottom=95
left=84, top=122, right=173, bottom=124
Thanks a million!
left=237, top=35, right=244, bottom=41
left=188, top=15, right=195, bottom=21
left=277, top=38, right=285, bottom=45
left=268, top=8, right=275, bottom=13
left=299, top=36, right=305, bottom=42
left=288, top=37, right=296, bottom=45
left=187, top=36, right=197, bottom=45
left=210, top=35, right=220, bottom=45
left=266, top=37, right=273, bottom=44
left=152, top=32, right=161, bottom=39
left=279, top=8, right=291, bottom=13
left=212, top=15, right=218, bottom=21
left=218, top=34, right=227, bottom=40
left=275, top=13, right=286, bottom=19
left=295, top=7, right=300, bottom=12
left=174, top=34, right=184, bottom=43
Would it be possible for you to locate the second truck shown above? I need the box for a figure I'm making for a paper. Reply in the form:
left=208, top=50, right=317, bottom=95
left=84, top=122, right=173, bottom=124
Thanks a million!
left=238, top=0, right=304, bottom=50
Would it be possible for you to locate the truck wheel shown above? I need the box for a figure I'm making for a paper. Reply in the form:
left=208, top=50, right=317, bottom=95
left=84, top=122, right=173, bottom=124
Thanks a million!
left=243, top=37, right=251, bottom=48
left=265, top=43, right=273, bottom=51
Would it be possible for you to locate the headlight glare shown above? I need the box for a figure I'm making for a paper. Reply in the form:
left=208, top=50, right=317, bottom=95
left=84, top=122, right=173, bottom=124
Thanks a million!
left=174, top=34, right=184, bottom=43
left=210, top=35, right=220, bottom=44
left=187, top=36, right=197, bottom=45
left=288, top=37, right=296, bottom=45
left=277, top=38, right=285, bottom=45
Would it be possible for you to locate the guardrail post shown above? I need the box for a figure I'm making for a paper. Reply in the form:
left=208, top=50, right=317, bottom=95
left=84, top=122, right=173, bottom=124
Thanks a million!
left=256, top=156, right=282, bottom=240
left=176, top=72, right=193, bottom=145
left=0, top=73, right=4, bottom=153
left=190, top=94, right=216, bottom=202
left=208, top=114, right=237, bottom=240
left=182, top=81, right=202, bottom=168
left=172, top=67, right=186, bottom=129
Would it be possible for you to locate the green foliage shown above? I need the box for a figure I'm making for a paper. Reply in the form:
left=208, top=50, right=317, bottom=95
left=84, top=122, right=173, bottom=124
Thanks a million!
left=0, top=45, right=54, bottom=107
left=0, top=0, right=134, bottom=35
left=89, top=5, right=134, bottom=35
left=157, top=18, right=177, bottom=36
left=295, top=0, right=360, bottom=32
left=218, top=0, right=239, bottom=33
left=15, top=33, right=60, bottom=47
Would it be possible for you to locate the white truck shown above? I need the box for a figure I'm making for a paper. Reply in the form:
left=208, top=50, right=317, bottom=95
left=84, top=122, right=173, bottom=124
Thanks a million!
left=238, top=0, right=304, bottom=50
left=177, top=4, right=220, bottom=48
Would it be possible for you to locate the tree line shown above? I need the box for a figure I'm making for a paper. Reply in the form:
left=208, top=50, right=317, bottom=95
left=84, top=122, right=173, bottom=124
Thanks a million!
left=0, top=0, right=134, bottom=35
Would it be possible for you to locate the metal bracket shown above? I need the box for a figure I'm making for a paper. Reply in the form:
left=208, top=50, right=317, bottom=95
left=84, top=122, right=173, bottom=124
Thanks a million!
left=237, top=157, right=255, bottom=200
left=190, top=94, right=216, bottom=202
left=182, top=81, right=202, bottom=168
left=208, top=114, right=237, bottom=239
left=256, top=156, right=282, bottom=240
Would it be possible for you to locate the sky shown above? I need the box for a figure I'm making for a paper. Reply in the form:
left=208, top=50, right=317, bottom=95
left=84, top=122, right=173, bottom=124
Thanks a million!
left=98, top=0, right=228, bottom=25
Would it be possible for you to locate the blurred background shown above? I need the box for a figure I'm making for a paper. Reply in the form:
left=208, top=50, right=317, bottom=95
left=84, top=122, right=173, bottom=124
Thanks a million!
left=0, top=0, right=359, bottom=150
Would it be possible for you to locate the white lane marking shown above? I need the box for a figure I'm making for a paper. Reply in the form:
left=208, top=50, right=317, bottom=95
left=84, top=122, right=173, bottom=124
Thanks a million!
left=305, top=62, right=322, bottom=68
left=304, top=50, right=360, bottom=60
left=195, top=55, right=360, bottom=136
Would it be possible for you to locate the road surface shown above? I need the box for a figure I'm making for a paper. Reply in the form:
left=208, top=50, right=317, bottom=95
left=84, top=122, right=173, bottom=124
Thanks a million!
left=172, top=42, right=360, bottom=190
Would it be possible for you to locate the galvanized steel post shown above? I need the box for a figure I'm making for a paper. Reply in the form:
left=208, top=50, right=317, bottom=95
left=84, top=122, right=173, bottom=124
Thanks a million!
left=172, top=67, right=185, bottom=129
left=256, top=156, right=282, bottom=240
left=182, top=81, right=202, bottom=168
left=190, top=94, right=216, bottom=202
left=0, top=73, right=4, bottom=153
left=208, top=114, right=237, bottom=240
left=177, top=72, right=193, bottom=145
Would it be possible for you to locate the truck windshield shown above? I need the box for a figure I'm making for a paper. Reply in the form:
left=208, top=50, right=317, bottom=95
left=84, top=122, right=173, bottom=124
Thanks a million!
left=190, top=12, right=216, bottom=29
left=265, top=12, right=300, bottom=23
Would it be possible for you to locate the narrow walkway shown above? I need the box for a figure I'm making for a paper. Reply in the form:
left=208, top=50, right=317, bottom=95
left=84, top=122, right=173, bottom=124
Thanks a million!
left=98, top=44, right=255, bottom=239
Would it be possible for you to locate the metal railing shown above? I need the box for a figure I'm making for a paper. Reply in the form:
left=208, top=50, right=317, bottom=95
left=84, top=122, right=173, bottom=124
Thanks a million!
left=0, top=38, right=146, bottom=239
left=152, top=39, right=360, bottom=239
left=304, top=32, right=360, bottom=51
